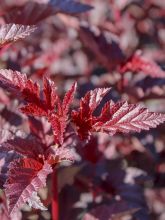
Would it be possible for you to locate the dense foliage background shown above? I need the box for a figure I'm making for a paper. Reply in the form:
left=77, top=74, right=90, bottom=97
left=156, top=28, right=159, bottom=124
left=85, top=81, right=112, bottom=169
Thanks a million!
left=0, top=1, right=165, bottom=220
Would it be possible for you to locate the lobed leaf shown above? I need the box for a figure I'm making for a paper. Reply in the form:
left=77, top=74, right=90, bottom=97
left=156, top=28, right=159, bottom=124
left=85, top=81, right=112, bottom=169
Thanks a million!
left=48, top=82, right=77, bottom=145
left=0, top=69, right=27, bottom=93
left=43, top=77, right=58, bottom=111
left=72, top=88, right=165, bottom=139
left=1, top=136, right=46, bottom=159
left=94, top=101, right=165, bottom=135
left=0, top=70, right=77, bottom=145
left=4, top=158, right=52, bottom=215
left=62, top=82, right=77, bottom=115
left=120, top=51, right=165, bottom=78
left=81, top=88, right=111, bottom=113
left=48, top=113, right=67, bottom=145
left=0, top=24, right=36, bottom=47
left=71, top=88, right=111, bottom=139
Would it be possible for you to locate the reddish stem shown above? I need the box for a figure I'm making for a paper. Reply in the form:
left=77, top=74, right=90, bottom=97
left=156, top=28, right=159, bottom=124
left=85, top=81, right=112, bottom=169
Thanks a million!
left=52, top=169, right=59, bottom=220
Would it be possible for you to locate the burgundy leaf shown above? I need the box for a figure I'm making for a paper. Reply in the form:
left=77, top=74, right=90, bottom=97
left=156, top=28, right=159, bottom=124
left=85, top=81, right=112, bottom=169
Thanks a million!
left=48, top=113, right=67, bottom=145
left=0, top=150, right=19, bottom=188
left=3, top=1, right=92, bottom=26
left=0, top=24, right=36, bottom=47
left=0, top=69, right=27, bottom=94
left=4, top=158, right=52, bottom=215
left=4, top=2, right=54, bottom=25
left=0, top=69, right=42, bottom=104
left=48, top=82, right=77, bottom=145
left=20, top=103, right=47, bottom=117
left=50, top=0, right=93, bottom=14
left=120, top=51, right=165, bottom=78
left=81, top=88, right=111, bottom=113
left=71, top=88, right=111, bottom=139
left=1, top=136, right=46, bottom=159
left=0, top=70, right=77, bottom=145
left=62, top=82, right=77, bottom=115
left=0, top=69, right=47, bottom=116
left=79, top=137, right=102, bottom=164
left=43, top=77, right=58, bottom=111
left=79, top=25, right=125, bottom=71
left=83, top=201, right=139, bottom=220
left=94, top=101, right=165, bottom=135
left=72, top=88, right=165, bottom=139
left=0, top=192, right=22, bottom=220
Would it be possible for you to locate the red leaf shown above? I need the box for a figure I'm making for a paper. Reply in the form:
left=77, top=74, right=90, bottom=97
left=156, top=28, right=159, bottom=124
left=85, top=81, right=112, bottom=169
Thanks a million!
left=20, top=103, right=47, bottom=117
left=72, top=88, right=165, bottom=139
left=62, top=82, right=77, bottom=115
left=0, top=192, right=22, bottom=220
left=1, top=136, right=46, bottom=159
left=94, top=101, right=165, bottom=135
left=48, top=113, right=67, bottom=145
left=0, top=24, right=36, bottom=47
left=120, top=51, right=165, bottom=78
left=0, top=69, right=42, bottom=103
left=0, top=70, right=77, bottom=145
left=0, top=150, right=19, bottom=188
left=71, top=88, right=111, bottom=139
left=81, top=88, right=111, bottom=113
left=0, top=69, right=47, bottom=115
left=4, top=158, right=52, bottom=215
left=0, top=69, right=27, bottom=93
left=28, top=117, right=53, bottom=146
left=43, top=77, right=58, bottom=111
left=48, top=82, right=77, bottom=145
